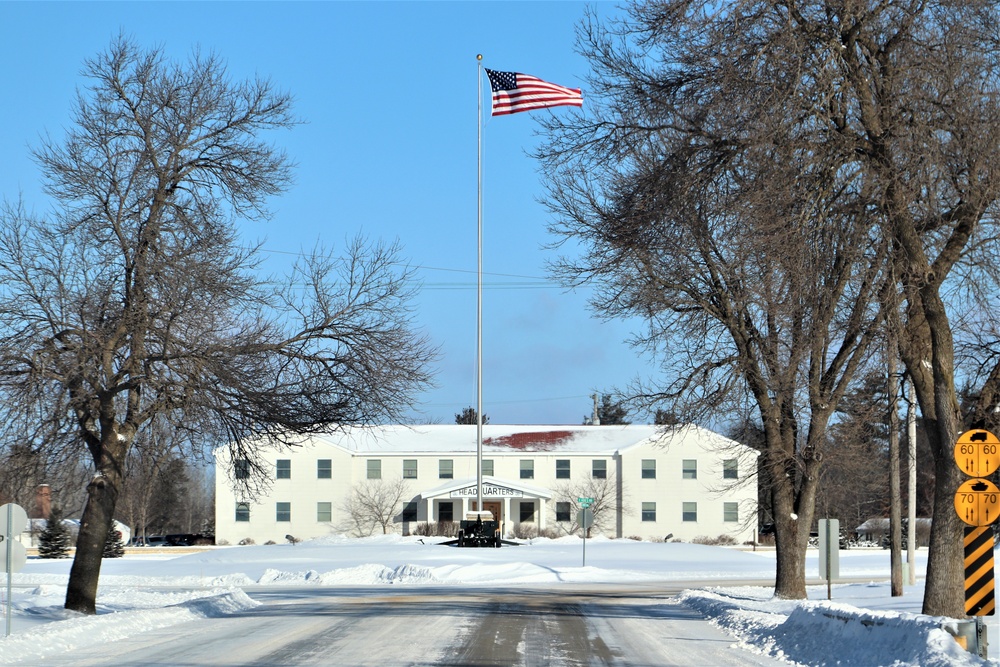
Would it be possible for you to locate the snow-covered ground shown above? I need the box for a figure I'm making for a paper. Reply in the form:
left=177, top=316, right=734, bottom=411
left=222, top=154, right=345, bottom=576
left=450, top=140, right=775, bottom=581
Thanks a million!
left=0, top=535, right=993, bottom=666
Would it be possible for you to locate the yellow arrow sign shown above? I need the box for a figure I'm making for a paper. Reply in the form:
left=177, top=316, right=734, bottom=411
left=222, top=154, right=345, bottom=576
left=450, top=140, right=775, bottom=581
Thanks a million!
left=955, top=478, right=1000, bottom=527
left=955, top=430, right=1000, bottom=478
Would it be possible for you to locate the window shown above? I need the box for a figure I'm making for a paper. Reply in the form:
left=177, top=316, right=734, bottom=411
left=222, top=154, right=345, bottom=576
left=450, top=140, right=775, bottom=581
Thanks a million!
left=403, top=459, right=418, bottom=479
left=556, top=459, right=571, bottom=479
left=234, top=459, right=250, bottom=480
left=724, top=502, right=739, bottom=523
left=276, top=502, right=291, bottom=522
left=520, top=502, right=535, bottom=522
left=555, top=502, right=571, bottom=522
left=723, top=459, right=739, bottom=479
left=317, top=459, right=332, bottom=479
left=367, top=459, right=381, bottom=479
left=682, top=459, right=698, bottom=479
left=683, top=502, right=698, bottom=522
left=520, top=460, right=534, bottom=479
left=235, top=502, right=250, bottom=522
left=592, top=459, right=607, bottom=479
left=641, top=502, right=656, bottom=522
left=439, top=459, right=453, bottom=479
left=439, top=502, right=454, bottom=522
left=641, top=459, right=656, bottom=479
left=482, top=459, right=494, bottom=476
left=402, top=501, right=418, bottom=522
left=317, top=502, right=332, bottom=522
left=276, top=459, right=291, bottom=479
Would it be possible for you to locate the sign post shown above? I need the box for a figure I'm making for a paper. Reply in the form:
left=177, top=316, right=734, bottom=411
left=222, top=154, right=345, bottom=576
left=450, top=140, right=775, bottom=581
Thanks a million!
left=578, top=498, right=593, bottom=567
left=954, top=429, right=1000, bottom=659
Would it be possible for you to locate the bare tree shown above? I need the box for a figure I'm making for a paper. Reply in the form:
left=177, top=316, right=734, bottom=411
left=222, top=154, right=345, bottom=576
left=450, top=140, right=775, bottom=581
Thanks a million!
left=553, top=473, right=624, bottom=537
left=339, top=478, right=411, bottom=536
left=538, top=3, right=886, bottom=600
left=540, top=0, right=1000, bottom=615
left=0, top=37, right=435, bottom=614
left=788, top=1, right=1000, bottom=616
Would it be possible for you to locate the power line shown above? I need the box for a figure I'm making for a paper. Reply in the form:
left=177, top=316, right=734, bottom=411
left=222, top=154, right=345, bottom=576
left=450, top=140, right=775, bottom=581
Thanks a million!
left=255, top=245, right=566, bottom=292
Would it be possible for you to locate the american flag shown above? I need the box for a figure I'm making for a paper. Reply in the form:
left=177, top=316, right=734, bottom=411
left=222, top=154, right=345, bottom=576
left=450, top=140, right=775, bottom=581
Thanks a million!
left=485, top=69, right=583, bottom=116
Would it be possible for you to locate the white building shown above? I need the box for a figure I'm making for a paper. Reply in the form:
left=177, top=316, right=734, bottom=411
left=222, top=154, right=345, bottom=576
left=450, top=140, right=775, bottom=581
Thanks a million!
left=214, top=424, right=757, bottom=545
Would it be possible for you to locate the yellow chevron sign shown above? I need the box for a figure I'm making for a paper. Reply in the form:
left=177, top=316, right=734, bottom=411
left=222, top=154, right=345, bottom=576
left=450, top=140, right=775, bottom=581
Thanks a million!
left=964, top=526, right=995, bottom=616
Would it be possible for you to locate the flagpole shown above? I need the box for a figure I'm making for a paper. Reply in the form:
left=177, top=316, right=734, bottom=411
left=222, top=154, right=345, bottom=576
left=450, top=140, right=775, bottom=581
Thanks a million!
left=476, top=54, right=484, bottom=516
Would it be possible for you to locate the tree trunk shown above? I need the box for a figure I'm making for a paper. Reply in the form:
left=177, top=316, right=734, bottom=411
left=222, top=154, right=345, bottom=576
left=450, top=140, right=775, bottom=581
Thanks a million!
left=922, top=423, right=965, bottom=617
left=770, top=454, right=813, bottom=599
left=773, top=513, right=808, bottom=598
left=64, top=471, right=120, bottom=614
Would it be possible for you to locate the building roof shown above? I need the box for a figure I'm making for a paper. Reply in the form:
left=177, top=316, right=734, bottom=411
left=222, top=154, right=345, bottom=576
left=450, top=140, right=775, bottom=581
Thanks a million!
left=293, top=423, right=744, bottom=456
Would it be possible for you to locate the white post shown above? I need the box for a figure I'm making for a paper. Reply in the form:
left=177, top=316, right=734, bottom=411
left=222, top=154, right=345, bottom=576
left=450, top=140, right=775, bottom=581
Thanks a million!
left=5, top=503, right=12, bottom=637
left=907, top=379, right=917, bottom=586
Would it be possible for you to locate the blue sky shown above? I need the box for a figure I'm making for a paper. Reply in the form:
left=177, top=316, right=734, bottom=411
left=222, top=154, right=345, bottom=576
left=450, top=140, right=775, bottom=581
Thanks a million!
left=1, top=1, right=651, bottom=425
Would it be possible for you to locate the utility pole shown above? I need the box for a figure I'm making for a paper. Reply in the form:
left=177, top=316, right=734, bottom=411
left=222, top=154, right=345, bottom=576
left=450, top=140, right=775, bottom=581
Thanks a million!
left=906, top=379, right=917, bottom=586
left=591, top=393, right=601, bottom=425
left=888, top=333, right=903, bottom=596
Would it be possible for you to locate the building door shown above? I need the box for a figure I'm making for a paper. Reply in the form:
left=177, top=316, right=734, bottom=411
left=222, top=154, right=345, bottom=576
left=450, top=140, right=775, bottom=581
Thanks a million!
left=472, top=500, right=503, bottom=524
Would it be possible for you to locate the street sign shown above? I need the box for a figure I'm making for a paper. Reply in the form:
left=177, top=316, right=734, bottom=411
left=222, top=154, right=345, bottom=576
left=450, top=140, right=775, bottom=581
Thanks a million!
left=818, top=519, right=840, bottom=586
left=955, top=479, right=1000, bottom=527
left=0, top=536, right=26, bottom=575
left=0, top=503, right=26, bottom=574
left=955, top=430, right=1000, bottom=478
left=0, top=502, right=27, bottom=638
left=578, top=497, right=594, bottom=504
left=0, top=504, right=26, bottom=537
left=577, top=509, right=594, bottom=529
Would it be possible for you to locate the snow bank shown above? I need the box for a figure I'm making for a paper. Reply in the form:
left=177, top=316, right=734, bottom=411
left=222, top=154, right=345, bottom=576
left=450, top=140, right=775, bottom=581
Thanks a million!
left=681, top=588, right=989, bottom=667
left=0, top=589, right=258, bottom=665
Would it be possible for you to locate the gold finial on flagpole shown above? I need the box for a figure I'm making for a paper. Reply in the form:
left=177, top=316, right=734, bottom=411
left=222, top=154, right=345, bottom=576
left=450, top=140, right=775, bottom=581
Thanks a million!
left=477, top=54, right=483, bottom=61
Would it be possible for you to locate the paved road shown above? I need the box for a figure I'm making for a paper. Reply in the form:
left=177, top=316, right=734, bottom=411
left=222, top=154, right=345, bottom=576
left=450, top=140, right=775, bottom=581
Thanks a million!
left=45, top=584, right=788, bottom=666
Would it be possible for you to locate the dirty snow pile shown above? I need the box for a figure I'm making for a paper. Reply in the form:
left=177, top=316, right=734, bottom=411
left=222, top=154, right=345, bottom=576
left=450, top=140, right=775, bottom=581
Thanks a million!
left=0, top=534, right=994, bottom=666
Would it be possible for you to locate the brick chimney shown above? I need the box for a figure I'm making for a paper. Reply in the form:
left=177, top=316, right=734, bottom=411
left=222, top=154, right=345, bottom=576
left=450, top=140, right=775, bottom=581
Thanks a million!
left=34, top=484, right=51, bottom=520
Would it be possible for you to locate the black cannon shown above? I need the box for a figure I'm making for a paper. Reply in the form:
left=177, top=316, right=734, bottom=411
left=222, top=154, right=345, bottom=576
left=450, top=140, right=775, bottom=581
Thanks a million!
left=456, top=513, right=501, bottom=548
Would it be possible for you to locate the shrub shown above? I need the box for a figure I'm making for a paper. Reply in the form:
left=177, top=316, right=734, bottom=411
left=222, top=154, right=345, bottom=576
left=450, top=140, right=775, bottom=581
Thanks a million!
left=414, top=521, right=460, bottom=537
left=512, top=523, right=538, bottom=539
left=238, top=538, right=256, bottom=545
left=692, top=534, right=738, bottom=546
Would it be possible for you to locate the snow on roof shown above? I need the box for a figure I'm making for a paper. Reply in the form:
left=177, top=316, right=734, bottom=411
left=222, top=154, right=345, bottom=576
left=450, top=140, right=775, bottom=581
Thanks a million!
left=295, top=423, right=742, bottom=456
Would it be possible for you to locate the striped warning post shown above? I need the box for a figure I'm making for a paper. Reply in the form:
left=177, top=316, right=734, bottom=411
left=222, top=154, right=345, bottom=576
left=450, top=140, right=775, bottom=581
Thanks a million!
left=964, top=525, right=995, bottom=616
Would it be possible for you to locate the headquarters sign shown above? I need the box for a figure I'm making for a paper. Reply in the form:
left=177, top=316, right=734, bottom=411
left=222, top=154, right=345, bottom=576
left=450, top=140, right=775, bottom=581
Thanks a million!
left=451, top=484, right=523, bottom=498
